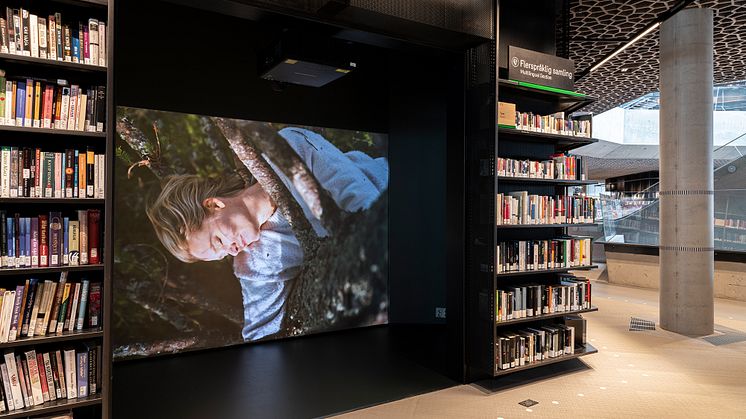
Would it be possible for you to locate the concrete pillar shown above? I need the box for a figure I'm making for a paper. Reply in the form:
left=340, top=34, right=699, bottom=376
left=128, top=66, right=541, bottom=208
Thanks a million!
left=659, top=8, right=714, bottom=336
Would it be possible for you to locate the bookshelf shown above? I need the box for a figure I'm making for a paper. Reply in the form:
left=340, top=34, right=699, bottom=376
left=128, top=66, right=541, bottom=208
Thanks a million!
left=0, top=0, right=111, bottom=418
left=466, top=45, right=599, bottom=381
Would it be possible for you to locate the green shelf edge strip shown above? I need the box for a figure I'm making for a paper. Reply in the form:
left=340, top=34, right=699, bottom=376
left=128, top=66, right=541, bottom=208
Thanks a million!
left=508, top=80, right=588, bottom=98
left=498, top=124, right=515, bottom=129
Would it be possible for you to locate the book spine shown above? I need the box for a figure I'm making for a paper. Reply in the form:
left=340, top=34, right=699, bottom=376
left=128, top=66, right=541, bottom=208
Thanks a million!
left=23, top=350, right=43, bottom=405
left=78, top=210, right=88, bottom=264
left=69, top=221, right=79, bottom=266
left=66, top=283, right=80, bottom=332
left=59, top=86, right=69, bottom=130
left=7, top=286, right=24, bottom=341
left=72, top=23, right=80, bottom=63
left=14, top=80, right=24, bottom=127
left=18, top=357, right=31, bottom=406
left=78, top=152, right=86, bottom=197
left=4, top=352, right=24, bottom=409
left=42, top=353, right=55, bottom=401
left=88, top=210, right=100, bottom=264
left=88, top=345, right=96, bottom=394
left=55, top=351, right=66, bottom=398
left=21, top=278, right=39, bottom=336
left=83, top=22, right=90, bottom=65
left=48, top=275, right=66, bottom=333
left=56, top=283, right=71, bottom=334
left=24, top=78, right=32, bottom=127
left=86, top=150, right=94, bottom=198
left=76, top=351, right=87, bottom=397
left=63, top=25, right=72, bottom=62
left=49, top=212, right=61, bottom=266
left=62, top=217, right=69, bottom=265
left=28, top=14, right=37, bottom=58
left=48, top=15, right=56, bottom=61
left=30, top=217, right=38, bottom=267
left=95, top=86, right=105, bottom=132
left=55, top=14, right=62, bottom=61
left=36, top=353, right=48, bottom=402
left=75, top=280, right=90, bottom=331
left=87, top=282, right=101, bottom=328
left=49, top=351, right=62, bottom=399
left=98, top=22, right=106, bottom=67
left=63, top=349, right=76, bottom=399
left=53, top=152, right=61, bottom=198
left=0, top=363, right=15, bottom=411
left=20, top=9, right=29, bottom=56
left=39, top=215, right=48, bottom=266
left=65, top=149, right=74, bottom=197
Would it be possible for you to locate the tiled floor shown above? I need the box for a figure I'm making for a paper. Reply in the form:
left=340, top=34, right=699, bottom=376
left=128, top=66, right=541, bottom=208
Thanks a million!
left=337, top=276, right=746, bottom=418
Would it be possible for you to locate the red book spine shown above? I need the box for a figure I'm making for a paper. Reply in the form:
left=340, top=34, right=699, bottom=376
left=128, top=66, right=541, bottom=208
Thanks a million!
left=87, top=209, right=100, bottom=264
left=37, top=353, right=49, bottom=401
left=39, top=215, right=49, bottom=267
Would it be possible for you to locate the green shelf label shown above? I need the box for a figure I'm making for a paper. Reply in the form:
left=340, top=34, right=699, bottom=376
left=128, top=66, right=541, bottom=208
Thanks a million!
left=508, top=80, right=588, bottom=98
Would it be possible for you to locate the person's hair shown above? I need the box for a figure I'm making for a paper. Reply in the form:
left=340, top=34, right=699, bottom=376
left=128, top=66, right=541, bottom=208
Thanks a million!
left=146, top=173, right=247, bottom=263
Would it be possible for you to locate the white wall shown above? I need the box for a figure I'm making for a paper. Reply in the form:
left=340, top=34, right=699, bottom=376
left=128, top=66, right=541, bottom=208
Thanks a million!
left=593, top=109, right=746, bottom=146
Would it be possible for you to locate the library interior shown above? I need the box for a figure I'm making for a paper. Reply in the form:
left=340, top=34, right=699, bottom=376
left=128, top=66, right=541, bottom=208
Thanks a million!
left=0, top=0, right=744, bottom=418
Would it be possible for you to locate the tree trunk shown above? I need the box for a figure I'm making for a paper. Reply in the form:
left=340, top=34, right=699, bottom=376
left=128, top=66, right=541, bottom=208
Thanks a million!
left=221, top=119, right=345, bottom=234
left=211, top=117, right=321, bottom=257
left=116, top=116, right=173, bottom=178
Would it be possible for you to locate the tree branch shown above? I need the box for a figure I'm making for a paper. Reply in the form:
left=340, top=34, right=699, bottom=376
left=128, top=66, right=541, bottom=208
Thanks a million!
left=199, top=117, right=254, bottom=184
left=116, top=115, right=173, bottom=178
left=211, top=117, right=320, bottom=256
left=229, top=120, right=345, bottom=234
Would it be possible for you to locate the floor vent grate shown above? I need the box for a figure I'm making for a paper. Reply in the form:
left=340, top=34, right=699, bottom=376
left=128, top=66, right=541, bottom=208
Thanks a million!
left=519, top=399, right=538, bottom=407
left=629, top=317, right=656, bottom=331
left=702, top=325, right=746, bottom=346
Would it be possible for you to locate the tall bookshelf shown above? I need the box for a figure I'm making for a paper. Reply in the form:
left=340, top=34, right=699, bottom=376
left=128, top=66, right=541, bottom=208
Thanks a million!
left=466, top=42, right=600, bottom=381
left=0, top=0, right=111, bottom=418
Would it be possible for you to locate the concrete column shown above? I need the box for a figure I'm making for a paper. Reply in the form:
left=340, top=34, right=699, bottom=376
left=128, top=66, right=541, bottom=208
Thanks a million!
left=659, top=8, right=714, bottom=336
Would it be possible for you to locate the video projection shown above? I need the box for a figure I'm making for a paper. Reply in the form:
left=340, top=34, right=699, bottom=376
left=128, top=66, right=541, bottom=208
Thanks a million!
left=113, top=107, right=389, bottom=359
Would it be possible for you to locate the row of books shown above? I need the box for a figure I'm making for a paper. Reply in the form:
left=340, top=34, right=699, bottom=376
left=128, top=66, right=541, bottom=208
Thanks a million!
left=496, top=192, right=596, bottom=225
left=496, top=276, right=591, bottom=322
left=0, top=8, right=107, bottom=67
left=496, top=238, right=593, bottom=273
left=0, top=344, right=101, bottom=413
left=514, top=110, right=591, bottom=138
left=497, top=154, right=587, bottom=180
left=0, top=72, right=106, bottom=132
left=0, top=147, right=105, bottom=199
left=496, top=324, right=575, bottom=371
left=0, top=275, right=101, bottom=342
left=0, top=210, right=102, bottom=269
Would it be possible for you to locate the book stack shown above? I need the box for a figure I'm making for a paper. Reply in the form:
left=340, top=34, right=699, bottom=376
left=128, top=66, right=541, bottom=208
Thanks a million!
left=497, top=154, right=586, bottom=180
left=496, top=324, right=575, bottom=371
left=496, top=275, right=591, bottom=322
left=496, top=237, right=592, bottom=273
left=0, top=8, right=107, bottom=67
left=0, top=209, right=102, bottom=269
left=0, top=342, right=101, bottom=412
left=0, top=275, right=101, bottom=341
left=0, top=147, right=105, bottom=198
left=496, top=192, right=596, bottom=225
left=0, top=71, right=106, bottom=132
left=514, top=110, right=591, bottom=138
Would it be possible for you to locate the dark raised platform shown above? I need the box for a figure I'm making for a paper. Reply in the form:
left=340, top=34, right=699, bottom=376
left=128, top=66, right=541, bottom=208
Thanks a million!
left=113, top=325, right=457, bottom=419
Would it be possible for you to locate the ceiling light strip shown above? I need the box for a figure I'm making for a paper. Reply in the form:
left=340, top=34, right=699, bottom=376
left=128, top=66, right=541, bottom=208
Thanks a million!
left=588, top=22, right=660, bottom=73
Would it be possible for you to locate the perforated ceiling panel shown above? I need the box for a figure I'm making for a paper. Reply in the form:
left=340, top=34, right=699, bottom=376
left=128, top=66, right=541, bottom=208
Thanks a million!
left=349, top=0, right=494, bottom=39
left=568, top=0, right=746, bottom=114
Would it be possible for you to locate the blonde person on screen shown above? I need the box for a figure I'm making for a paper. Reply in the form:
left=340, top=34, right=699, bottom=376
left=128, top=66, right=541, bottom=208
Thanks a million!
left=146, top=127, right=388, bottom=340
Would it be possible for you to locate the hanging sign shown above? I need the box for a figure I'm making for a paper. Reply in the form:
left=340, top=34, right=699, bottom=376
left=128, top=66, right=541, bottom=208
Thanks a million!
left=508, top=46, right=575, bottom=90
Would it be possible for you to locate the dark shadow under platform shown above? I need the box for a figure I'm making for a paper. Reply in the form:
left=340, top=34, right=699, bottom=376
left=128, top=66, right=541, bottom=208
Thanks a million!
left=112, top=325, right=457, bottom=419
